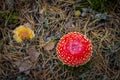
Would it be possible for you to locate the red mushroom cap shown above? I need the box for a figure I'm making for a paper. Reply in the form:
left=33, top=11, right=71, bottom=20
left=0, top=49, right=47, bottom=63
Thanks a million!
left=56, top=32, right=92, bottom=67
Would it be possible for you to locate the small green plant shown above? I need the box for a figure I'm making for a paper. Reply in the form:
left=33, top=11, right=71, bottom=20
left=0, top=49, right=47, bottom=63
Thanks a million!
left=76, top=0, right=112, bottom=12
left=62, top=61, right=92, bottom=73
left=17, top=76, right=27, bottom=80
left=1, top=11, right=19, bottom=24
left=87, top=0, right=109, bottom=11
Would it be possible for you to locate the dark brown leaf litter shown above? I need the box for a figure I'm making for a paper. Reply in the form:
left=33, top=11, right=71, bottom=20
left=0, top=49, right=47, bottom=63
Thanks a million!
left=12, top=46, right=40, bottom=74
left=0, top=0, right=120, bottom=80
left=27, top=46, right=40, bottom=62
left=13, top=59, right=32, bottom=74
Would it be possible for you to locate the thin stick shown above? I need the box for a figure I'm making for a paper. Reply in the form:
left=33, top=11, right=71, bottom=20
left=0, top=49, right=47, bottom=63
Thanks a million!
left=83, top=15, right=90, bottom=36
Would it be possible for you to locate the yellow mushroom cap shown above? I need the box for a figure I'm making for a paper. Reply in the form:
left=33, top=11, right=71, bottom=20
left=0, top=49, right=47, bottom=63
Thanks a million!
left=13, top=26, right=35, bottom=42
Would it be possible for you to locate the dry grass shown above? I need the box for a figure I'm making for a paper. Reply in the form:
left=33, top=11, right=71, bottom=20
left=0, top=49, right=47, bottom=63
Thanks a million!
left=0, top=0, right=120, bottom=80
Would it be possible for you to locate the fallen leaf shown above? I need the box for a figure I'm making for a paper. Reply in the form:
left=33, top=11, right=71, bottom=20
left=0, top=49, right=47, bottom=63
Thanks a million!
left=39, top=36, right=56, bottom=51
left=44, top=41, right=55, bottom=51
left=13, top=48, right=39, bottom=74
left=27, top=47, right=40, bottom=62
left=19, top=60, right=32, bottom=72
left=14, top=59, right=32, bottom=74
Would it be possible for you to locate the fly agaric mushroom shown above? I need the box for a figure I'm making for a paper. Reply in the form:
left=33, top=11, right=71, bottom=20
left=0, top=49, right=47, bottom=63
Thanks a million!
left=56, top=32, right=92, bottom=67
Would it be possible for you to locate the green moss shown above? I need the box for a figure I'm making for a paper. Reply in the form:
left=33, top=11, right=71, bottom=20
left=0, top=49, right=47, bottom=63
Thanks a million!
left=1, top=11, right=19, bottom=24
left=88, top=0, right=107, bottom=10
left=61, top=61, right=93, bottom=73
left=76, top=0, right=113, bottom=12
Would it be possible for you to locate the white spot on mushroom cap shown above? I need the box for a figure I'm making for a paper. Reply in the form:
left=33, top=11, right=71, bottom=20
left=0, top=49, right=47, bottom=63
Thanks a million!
left=82, top=57, right=86, bottom=61
left=60, top=48, right=62, bottom=51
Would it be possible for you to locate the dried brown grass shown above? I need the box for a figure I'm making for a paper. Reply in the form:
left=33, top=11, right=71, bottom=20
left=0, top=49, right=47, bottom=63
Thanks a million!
left=0, top=0, right=120, bottom=80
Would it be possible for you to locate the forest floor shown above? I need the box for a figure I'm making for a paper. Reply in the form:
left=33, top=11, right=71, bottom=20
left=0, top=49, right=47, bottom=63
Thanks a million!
left=0, top=0, right=120, bottom=80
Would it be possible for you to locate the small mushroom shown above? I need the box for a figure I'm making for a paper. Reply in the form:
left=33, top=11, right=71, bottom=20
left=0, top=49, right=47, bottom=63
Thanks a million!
left=56, top=32, right=92, bottom=67
left=13, top=26, right=35, bottom=42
